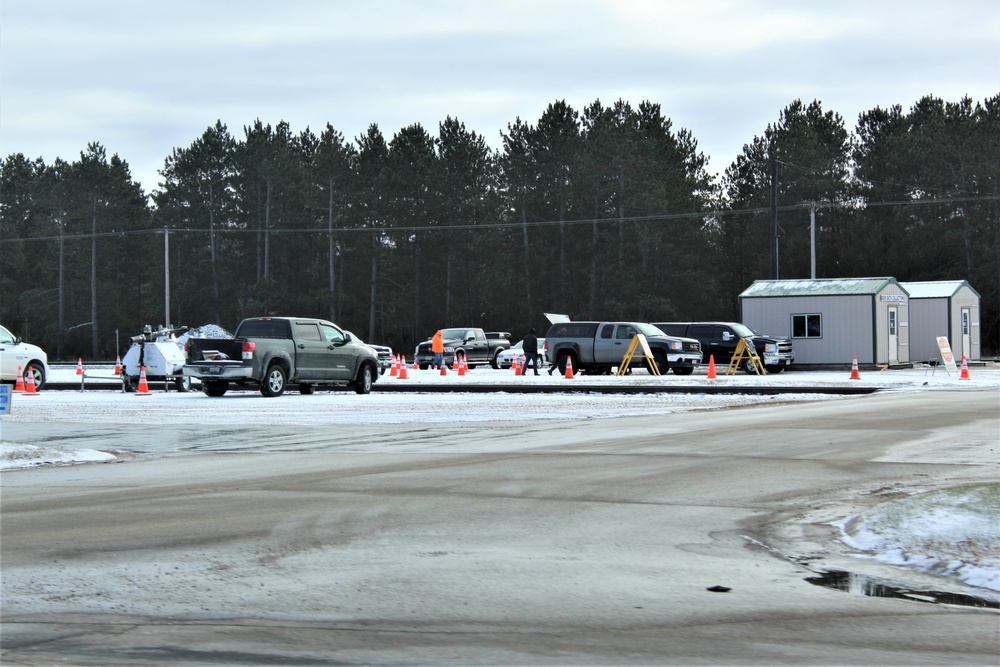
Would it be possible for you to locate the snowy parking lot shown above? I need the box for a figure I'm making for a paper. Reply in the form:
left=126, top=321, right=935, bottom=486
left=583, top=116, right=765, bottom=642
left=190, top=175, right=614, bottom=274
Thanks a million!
left=2, top=364, right=998, bottom=665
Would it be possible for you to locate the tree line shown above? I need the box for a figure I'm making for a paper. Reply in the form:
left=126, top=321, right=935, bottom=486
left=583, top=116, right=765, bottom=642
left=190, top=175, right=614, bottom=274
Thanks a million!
left=1, top=94, right=997, bottom=361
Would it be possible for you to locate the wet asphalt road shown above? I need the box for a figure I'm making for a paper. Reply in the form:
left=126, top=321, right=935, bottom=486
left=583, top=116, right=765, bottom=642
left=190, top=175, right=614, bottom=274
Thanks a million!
left=1, top=388, right=998, bottom=665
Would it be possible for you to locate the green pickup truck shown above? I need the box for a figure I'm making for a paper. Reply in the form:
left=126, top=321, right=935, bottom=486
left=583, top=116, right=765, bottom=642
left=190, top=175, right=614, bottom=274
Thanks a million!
left=182, top=316, right=380, bottom=397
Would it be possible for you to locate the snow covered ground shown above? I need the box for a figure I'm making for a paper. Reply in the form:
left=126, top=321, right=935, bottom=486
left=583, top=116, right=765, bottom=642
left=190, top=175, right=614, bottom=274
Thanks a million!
left=2, top=363, right=999, bottom=595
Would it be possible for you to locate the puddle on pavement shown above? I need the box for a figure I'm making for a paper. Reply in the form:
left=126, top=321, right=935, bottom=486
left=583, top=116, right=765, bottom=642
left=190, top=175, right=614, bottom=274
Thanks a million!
left=806, top=570, right=998, bottom=609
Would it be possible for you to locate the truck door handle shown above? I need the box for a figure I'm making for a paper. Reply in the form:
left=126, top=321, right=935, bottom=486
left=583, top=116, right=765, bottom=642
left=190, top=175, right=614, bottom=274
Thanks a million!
left=298, top=344, right=305, bottom=349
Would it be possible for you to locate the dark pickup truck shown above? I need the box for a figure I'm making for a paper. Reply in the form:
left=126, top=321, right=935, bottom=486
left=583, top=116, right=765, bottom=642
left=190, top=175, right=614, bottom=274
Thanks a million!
left=183, top=316, right=380, bottom=397
left=414, top=328, right=511, bottom=369
left=652, top=321, right=794, bottom=374
left=543, top=321, right=702, bottom=375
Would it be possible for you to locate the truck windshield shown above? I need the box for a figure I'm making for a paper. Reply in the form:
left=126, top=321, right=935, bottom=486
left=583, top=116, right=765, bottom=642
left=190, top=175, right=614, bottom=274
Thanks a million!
left=637, top=323, right=669, bottom=337
left=441, top=328, right=469, bottom=340
left=732, top=323, right=755, bottom=337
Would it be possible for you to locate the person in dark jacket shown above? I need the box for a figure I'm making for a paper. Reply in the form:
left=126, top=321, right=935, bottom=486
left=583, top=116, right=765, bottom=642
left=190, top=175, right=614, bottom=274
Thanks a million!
left=522, top=328, right=540, bottom=376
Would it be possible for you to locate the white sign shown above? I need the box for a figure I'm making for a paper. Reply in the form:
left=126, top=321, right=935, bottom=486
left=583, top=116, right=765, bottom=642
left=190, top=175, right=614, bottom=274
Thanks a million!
left=936, top=336, right=959, bottom=375
left=880, top=294, right=905, bottom=302
left=0, top=383, right=10, bottom=415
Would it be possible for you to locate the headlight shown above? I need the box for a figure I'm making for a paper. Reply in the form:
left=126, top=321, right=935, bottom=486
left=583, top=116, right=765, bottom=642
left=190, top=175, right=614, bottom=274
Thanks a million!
left=765, top=343, right=776, bottom=353
left=444, top=345, right=454, bottom=353
left=669, top=340, right=680, bottom=350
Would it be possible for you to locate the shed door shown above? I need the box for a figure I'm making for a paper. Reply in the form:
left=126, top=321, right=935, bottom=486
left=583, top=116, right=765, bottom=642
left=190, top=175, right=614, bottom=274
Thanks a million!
left=887, top=307, right=898, bottom=364
left=961, top=308, right=971, bottom=359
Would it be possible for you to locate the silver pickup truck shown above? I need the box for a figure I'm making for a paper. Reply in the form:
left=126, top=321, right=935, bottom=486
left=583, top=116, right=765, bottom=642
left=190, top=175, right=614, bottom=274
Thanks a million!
left=542, top=319, right=702, bottom=376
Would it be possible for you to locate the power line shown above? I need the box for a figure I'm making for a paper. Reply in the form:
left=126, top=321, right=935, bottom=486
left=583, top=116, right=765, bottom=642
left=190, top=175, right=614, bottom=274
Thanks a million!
left=2, top=195, right=996, bottom=243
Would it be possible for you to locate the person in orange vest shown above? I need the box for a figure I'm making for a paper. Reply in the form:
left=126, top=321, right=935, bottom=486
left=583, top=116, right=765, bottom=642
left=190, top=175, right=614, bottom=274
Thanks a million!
left=432, top=330, right=445, bottom=368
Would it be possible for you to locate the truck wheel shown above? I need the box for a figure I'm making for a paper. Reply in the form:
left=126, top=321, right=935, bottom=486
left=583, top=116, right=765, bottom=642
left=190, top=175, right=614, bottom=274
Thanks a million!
left=122, top=375, right=136, bottom=393
left=203, top=381, right=228, bottom=397
left=175, top=375, right=192, bottom=392
left=490, top=351, right=501, bottom=370
left=419, top=364, right=429, bottom=371
left=353, top=363, right=374, bottom=395
left=764, top=364, right=785, bottom=374
left=24, top=362, right=46, bottom=391
left=557, top=353, right=578, bottom=375
left=646, top=351, right=669, bottom=375
left=299, top=383, right=315, bottom=395
left=261, top=365, right=286, bottom=397
left=743, top=358, right=760, bottom=374
left=672, top=366, right=694, bottom=376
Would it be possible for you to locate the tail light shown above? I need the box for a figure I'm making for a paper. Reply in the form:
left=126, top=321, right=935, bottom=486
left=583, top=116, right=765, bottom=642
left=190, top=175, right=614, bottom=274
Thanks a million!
left=242, top=341, right=256, bottom=360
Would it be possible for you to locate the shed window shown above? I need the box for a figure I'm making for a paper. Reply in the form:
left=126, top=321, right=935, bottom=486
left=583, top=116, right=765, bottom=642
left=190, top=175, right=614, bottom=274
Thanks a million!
left=792, top=314, right=822, bottom=338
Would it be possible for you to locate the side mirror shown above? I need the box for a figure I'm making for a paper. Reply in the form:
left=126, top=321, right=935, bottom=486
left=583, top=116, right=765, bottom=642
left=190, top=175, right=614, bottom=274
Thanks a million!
left=722, top=331, right=731, bottom=341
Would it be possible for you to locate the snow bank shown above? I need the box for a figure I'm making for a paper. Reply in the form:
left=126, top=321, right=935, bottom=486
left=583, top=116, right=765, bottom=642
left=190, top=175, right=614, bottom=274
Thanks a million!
left=838, top=483, right=1000, bottom=592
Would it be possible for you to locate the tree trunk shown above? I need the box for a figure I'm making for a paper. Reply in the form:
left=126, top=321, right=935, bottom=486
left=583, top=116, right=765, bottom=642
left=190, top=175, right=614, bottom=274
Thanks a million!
left=327, top=178, right=336, bottom=322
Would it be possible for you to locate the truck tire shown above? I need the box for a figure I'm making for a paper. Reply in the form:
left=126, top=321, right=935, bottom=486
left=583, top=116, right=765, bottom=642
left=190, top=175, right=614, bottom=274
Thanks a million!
left=742, top=358, right=760, bottom=375
left=672, top=366, right=694, bottom=376
left=353, top=363, right=374, bottom=395
left=490, top=350, right=501, bottom=370
left=175, top=375, right=192, bottom=392
left=25, top=362, right=46, bottom=391
left=299, top=383, right=315, bottom=395
left=764, top=364, right=785, bottom=374
left=556, top=352, right=578, bottom=376
left=645, top=351, right=669, bottom=375
left=122, top=375, right=136, bottom=393
left=261, top=364, right=286, bottom=397
left=203, top=380, right=228, bottom=397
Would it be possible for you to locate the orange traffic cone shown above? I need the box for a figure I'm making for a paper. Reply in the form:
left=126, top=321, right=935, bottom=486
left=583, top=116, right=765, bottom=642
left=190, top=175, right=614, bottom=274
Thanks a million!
left=461, top=356, right=469, bottom=373
left=457, top=356, right=466, bottom=376
left=114, top=355, right=122, bottom=375
left=440, top=362, right=448, bottom=376
left=564, top=356, right=575, bottom=379
left=849, top=356, right=861, bottom=380
left=515, top=356, right=523, bottom=376
left=135, top=366, right=152, bottom=395
left=390, top=355, right=398, bottom=377
left=706, top=355, right=717, bottom=380
left=398, top=360, right=409, bottom=379
left=412, top=359, right=419, bottom=370
left=76, top=358, right=84, bottom=375
left=23, top=370, right=39, bottom=395
left=960, top=356, right=971, bottom=380
left=13, top=365, right=26, bottom=393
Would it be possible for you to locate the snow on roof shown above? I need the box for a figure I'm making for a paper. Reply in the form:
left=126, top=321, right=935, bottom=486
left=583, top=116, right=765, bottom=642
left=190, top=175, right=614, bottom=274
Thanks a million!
left=740, top=277, right=897, bottom=298
left=900, top=280, right=973, bottom=299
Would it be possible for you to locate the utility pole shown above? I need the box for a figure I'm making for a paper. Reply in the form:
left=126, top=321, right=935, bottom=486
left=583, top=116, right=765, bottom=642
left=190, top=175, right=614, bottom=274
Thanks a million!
left=770, top=149, right=779, bottom=279
left=810, top=206, right=817, bottom=279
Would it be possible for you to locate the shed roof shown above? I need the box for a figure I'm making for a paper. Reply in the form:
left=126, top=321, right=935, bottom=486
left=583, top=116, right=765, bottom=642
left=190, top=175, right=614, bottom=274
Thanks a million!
left=740, top=277, right=899, bottom=298
left=899, top=280, right=977, bottom=299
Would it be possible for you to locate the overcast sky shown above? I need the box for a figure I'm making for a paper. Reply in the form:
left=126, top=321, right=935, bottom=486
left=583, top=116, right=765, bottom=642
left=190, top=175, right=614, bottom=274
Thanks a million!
left=2, top=1, right=997, bottom=195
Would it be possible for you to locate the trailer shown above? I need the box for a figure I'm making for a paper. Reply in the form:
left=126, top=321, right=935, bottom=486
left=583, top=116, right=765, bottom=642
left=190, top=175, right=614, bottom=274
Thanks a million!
left=121, top=325, right=192, bottom=392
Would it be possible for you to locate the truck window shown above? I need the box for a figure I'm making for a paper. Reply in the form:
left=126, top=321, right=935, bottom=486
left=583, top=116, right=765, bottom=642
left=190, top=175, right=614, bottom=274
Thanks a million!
left=690, top=325, right=714, bottom=339
left=321, top=324, right=344, bottom=344
left=294, top=322, right=322, bottom=341
left=238, top=319, right=290, bottom=339
left=616, top=326, right=637, bottom=340
left=599, top=325, right=614, bottom=339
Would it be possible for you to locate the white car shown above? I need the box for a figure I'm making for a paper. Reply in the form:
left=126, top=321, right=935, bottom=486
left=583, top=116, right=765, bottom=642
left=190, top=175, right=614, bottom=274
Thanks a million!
left=0, top=324, right=49, bottom=390
left=497, top=338, right=547, bottom=369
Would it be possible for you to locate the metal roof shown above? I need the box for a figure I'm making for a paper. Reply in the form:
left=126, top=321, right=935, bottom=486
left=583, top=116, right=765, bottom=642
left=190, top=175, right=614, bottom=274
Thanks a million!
left=740, top=277, right=898, bottom=298
left=899, top=280, right=975, bottom=299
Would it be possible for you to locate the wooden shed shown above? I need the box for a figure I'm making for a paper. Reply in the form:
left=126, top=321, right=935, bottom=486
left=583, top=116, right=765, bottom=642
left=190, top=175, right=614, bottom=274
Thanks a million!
left=900, top=280, right=980, bottom=363
left=739, top=277, right=910, bottom=366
